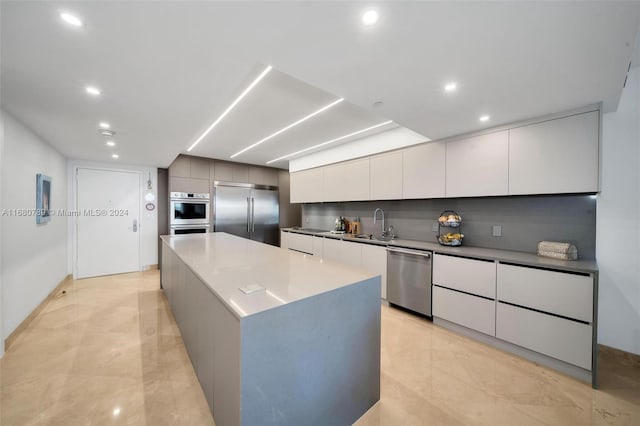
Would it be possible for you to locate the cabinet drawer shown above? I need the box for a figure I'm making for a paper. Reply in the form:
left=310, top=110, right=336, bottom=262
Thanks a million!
left=288, top=233, right=313, bottom=255
left=312, top=236, right=324, bottom=258
left=433, top=254, right=496, bottom=299
left=497, top=264, right=593, bottom=322
left=433, top=286, right=495, bottom=336
left=496, top=303, right=592, bottom=370
left=280, top=231, right=289, bottom=249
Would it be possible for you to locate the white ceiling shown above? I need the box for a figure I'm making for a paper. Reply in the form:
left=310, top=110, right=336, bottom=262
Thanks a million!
left=2, top=1, right=639, bottom=169
left=186, top=67, right=398, bottom=168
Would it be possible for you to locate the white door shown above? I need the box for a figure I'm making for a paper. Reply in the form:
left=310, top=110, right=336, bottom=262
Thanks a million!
left=76, top=168, right=140, bottom=278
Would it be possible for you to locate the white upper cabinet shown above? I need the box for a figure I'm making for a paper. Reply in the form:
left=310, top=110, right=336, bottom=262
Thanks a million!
left=402, top=142, right=446, bottom=199
left=288, top=108, right=599, bottom=202
left=446, top=130, right=509, bottom=197
left=370, top=152, right=403, bottom=200
left=290, top=168, right=323, bottom=203
left=508, top=111, right=599, bottom=195
left=323, top=158, right=370, bottom=202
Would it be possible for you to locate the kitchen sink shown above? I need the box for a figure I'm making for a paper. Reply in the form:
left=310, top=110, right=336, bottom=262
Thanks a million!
left=353, top=234, right=374, bottom=239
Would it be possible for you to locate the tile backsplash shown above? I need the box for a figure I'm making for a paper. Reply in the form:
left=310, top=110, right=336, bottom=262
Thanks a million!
left=301, top=195, right=597, bottom=258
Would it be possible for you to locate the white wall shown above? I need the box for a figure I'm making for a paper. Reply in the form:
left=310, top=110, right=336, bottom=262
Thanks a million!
left=597, top=63, right=640, bottom=355
left=1, top=111, right=68, bottom=341
left=67, top=160, right=158, bottom=275
left=289, top=127, right=429, bottom=172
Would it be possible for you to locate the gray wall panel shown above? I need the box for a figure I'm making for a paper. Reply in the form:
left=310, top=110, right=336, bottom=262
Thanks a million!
left=302, top=195, right=596, bottom=258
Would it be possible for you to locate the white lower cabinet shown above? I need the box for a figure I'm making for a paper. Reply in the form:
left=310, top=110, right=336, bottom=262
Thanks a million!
left=431, top=251, right=594, bottom=374
left=341, top=241, right=363, bottom=268
left=322, top=238, right=342, bottom=264
left=280, top=231, right=289, bottom=249
left=361, top=244, right=387, bottom=299
left=433, top=286, right=496, bottom=336
left=321, top=238, right=387, bottom=299
left=288, top=233, right=314, bottom=254
left=433, top=254, right=496, bottom=299
left=496, top=303, right=592, bottom=370
left=497, top=264, right=593, bottom=322
left=322, top=238, right=362, bottom=267
left=312, top=236, right=324, bottom=258
left=495, top=263, right=594, bottom=370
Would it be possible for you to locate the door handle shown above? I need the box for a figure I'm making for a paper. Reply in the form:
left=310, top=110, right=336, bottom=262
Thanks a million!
left=251, top=198, right=255, bottom=232
left=247, top=198, right=251, bottom=232
left=133, top=219, right=138, bottom=232
left=386, top=247, right=431, bottom=258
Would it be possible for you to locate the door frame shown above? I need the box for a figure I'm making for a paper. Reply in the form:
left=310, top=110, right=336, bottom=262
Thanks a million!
left=72, top=166, right=142, bottom=279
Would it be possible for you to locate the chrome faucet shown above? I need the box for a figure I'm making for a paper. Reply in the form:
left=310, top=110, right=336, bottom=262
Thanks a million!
left=373, top=208, right=385, bottom=236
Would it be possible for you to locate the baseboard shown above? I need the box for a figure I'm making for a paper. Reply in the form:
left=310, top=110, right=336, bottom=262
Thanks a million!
left=4, top=274, right=72, bottom=352
left=598, top=344, right=640, bottom=367
left=143, top=264, right=159, bottom=271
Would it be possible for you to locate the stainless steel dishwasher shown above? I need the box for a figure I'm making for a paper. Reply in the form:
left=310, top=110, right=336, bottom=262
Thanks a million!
left=386, top=247, right=432, bottom=316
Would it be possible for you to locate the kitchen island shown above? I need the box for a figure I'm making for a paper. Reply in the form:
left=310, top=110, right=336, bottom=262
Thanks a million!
left=160, top=232, right=381, bottom=426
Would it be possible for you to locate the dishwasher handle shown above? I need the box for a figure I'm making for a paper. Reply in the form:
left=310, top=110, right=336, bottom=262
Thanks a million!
left=386, top=247, right=432, bottom=258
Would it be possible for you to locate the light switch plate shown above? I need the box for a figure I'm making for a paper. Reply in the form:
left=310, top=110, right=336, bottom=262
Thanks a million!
left=432, top=222, right=439, bottom=232
left=492, top=225, right=502, bottom=237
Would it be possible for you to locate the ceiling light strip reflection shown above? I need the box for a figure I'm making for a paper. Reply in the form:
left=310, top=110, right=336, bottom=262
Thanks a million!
left=230, top=98, right=344, bottom=158
left=266, top=120, right=393, bottom=164
left=187, top=65, right=273, bottom=152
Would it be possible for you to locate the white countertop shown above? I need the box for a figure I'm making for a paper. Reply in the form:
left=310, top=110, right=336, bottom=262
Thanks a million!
left=282, top=228, right=598, bottom=274
left=161, top=233, right=377, bottom=319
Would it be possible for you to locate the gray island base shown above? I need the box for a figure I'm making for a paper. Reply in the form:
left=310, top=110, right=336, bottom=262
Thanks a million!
left=161, top=233, right=381, bottom=426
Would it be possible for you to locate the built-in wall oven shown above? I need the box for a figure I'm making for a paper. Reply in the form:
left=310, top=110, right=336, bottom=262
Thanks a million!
left=169, top=192, right=210, bottom=235
left=170, top=224, right=210, bottom=235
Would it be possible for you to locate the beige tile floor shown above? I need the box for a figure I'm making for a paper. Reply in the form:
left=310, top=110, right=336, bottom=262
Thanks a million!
left=1, top=271, right=638, bottom=425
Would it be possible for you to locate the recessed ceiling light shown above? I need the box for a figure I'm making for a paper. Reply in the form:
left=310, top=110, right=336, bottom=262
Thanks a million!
left=187, top=65, right=272, bottom=152
left=60, top=12, right=83, bottom=27
left=372, top=101, right=384, bottom=108
left=99, top=129, right=115, bottom=137
left=231, top=98, right=344, bottom=159
left=106, top=141, right=116, bottom=147
left=99, top=122, right=110, bottom=129
left=362, top=10, right=379, bottom=26
left=85, top=86, right=101, bottom=96
left=444, top=82, right=457, bottom=92
left=112, top=154, right=119, bottom=159
left=479, top=115, right=491, bottom=122
left=266, top=120, right=394, bottom=164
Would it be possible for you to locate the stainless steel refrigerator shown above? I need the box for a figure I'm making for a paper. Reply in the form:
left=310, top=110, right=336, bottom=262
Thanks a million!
left=213, top=182, right=279, bottom=246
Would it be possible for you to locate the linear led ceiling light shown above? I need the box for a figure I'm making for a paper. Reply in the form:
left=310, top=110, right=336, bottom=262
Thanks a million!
left=230, top=98, right=344, bottom=159
left=187, top=65, right=273, bottom=152
left=266, top=120, right=393, bottom=164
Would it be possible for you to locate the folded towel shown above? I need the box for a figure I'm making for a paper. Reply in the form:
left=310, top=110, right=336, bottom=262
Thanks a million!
left=537, top=241, right=578, bottom=260
left=538, top=241, right=572, bottom=253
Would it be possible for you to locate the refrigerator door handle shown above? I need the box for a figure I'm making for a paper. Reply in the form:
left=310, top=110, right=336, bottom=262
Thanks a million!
left=251, top=198, right=255, bottom=232
left=246, top=197, right=251, bottom=232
